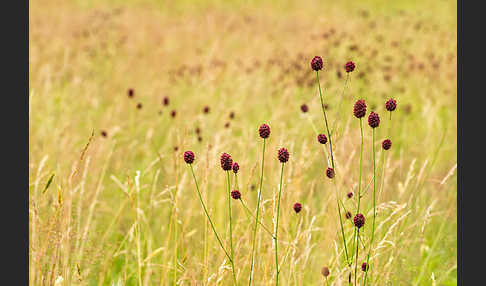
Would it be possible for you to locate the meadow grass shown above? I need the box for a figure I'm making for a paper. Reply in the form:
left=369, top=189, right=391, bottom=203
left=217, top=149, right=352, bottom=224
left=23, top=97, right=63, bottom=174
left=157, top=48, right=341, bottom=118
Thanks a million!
left=29, top=0, right=456, bottom=284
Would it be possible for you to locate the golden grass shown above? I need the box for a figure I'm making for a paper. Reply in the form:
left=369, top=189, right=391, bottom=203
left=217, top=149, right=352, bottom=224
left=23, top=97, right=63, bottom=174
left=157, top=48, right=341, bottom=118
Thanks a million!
left=29, top=0, right=456, bottom=285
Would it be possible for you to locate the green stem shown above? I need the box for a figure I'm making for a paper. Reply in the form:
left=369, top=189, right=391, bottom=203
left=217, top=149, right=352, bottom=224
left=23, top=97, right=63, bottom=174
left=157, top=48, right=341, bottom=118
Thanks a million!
left=227, top=171, right=237, bottom=285
left=351, top=118, right=364, bottom=273
left=316, top=71, right=335, bottom=170
left=274, top=163, right=285, bottom=285
left=316, top=71, right=350, bottom=267
left=240, top=200, right=274, bottom=238
left=354, top=229, right=360, bottom=286
left=363, top=128, right=377, bottom=285
left=248, top=139, right=266, bottom=286
left=189, top=164, right=232, bottom=262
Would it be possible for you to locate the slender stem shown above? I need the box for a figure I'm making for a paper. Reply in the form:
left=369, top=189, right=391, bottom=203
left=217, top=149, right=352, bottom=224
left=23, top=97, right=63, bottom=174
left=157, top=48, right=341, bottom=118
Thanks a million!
left=227, top=171, right=237, bottom=285
left=363, top=128, right=377, bottom=285
left=240, top=200, right=274, bottom=238
left=189, top=164, right=232, bottom=262
left=330, top=73, right=350, bottom=135
left=249, top=139, right=266, bottom=286
left=333, top=179, right=350, bottom=266
left=316, top=71, right=335, bottom=170
left=274, top=163, right=285, bottom=285
left=316, top=71, right=350, bottom=267
left=351, top=118, right=364, bottom=270
left=354, top=229, right=360, bottom=286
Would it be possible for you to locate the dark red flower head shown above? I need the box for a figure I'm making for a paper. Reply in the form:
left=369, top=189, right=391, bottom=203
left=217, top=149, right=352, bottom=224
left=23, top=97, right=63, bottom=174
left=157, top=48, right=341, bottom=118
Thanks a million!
left=128, top=88, right=134, bottom=98
left=137, top=103, right=143, bottom=109
left=353, top=99, right=367, bottom=118
left=382, top=139, right=392, bottom=150
left=361, top=262, right=369, bottom=272
left=231, top=190, right=241, bottom=200
left=163, top=96, right=169, bottom=106
left=317, top=134, right=328, bottom=144
left=345, top=61, right=356, bottom=73
left=321, top=267, right=330, bottom=277
left=101, top=130, right=108, bottom=138
left=220, top=153, right=233, bottom=171
left=311, top=56, right=324, bottom=71
left=232, top=162, right=239, bottom=174
left=326, top=167, right=335, bottom=179
left=229, top=111, right=235, bottom=119
left=293, top=203, right=302, bottom=213
left=171, top=110, right=177, bottom=118
left=347, top=192, right=353, bottom=199
left=385, top=98, right=397, bottom=111
left=259, top=124, right=270, bottom=139
left=203, top=106, right=210, bottom=114
left=354, top=213, right=365, bottom=228
left=368, top=111, right=380, bottom=128
left=184, top=151, right=195, bottom=164
left=345, top=211, right=352, bottom=219
left=278, top=148, right=289, bottom=163
left=300, top=104, right=309, bottom=113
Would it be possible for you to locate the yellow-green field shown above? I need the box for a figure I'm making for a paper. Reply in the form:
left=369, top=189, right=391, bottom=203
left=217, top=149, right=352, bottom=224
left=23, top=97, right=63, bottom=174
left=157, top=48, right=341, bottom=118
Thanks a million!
left=29, top=0, right=457, bottom=285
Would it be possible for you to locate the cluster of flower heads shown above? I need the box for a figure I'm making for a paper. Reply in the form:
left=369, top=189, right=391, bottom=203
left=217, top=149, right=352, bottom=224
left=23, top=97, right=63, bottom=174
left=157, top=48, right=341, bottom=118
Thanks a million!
left=184, top=123, right=305, bottom=215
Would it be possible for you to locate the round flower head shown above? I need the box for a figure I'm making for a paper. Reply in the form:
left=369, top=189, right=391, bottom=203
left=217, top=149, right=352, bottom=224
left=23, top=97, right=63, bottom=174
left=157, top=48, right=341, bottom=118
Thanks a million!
left=326, top=167, right=335, bottom=179
left=220, top=153, right=233, bottom=171
left=163, top=96, right=169, bottom=106
left=231, top=190, right=241, bottom=200
left=368, top=111, right=380, bottom=128
left=345, top=61, right=356, bottom=73
left=321, top=266, right=330, bottom=277
left=361, top=262, right=369, bottom=272
left=101, top=130, right=108, bottom=138
left=203, top=106, right=210, bottom=114
left=171, top=110, right=177, bottom=118
left=278, top=148, right=289, bottom=163
left=137, top=103, right=143, bottom=109
left=184, top=151, right=195, bottom=164
left=232, top=162, right=240, bottom=174
left=354, top=213, right=365, bottom=228
left=293, top=202, right=302, bottom=213
left=300, top=104, right=309, bottom=113
left=259, top=124, right=270, bottom=139
left=382, top=139, right=392, bottom=150
left=229, top=111, right=235, bottom=119
left=127, top=88, right=134, bottom=98
left=353, top=99, right=367, bottom=118
left=347, top=192, right=353, bottom=199
left=345, top=211, right=352, bottom=219
left=385, top=98, right=397, bottom=112
left=317, top=134, right=327, bottom=144
left=311, top=56, right=323, bottom=71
